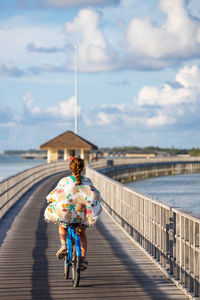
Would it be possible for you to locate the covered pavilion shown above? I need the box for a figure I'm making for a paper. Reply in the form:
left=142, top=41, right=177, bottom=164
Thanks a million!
left=40, top=130, right=98, bottom=163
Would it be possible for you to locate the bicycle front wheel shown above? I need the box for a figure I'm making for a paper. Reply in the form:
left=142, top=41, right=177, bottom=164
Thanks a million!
left=72, top=243, right=81, bottom=287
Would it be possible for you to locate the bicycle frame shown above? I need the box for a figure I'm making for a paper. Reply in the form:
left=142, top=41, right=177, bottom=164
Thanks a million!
left=66, top=225, right=82, bottom=263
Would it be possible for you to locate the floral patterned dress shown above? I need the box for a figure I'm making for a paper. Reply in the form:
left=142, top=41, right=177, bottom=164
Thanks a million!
left=44, top=175, right=102, bottom=227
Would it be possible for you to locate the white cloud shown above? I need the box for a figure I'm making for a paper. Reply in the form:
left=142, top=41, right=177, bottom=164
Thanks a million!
left=26, top=43, right=65, bottom=54
left=22, top=93, right=80, bottom=123
left=65, top=9, right=115, bottom=72
left=46, top=97, right=81, bottom=119
left=3, top=65, right=200, bottom=130
left=137, top=65, right=200, bottom=126
left=175, top=65, right=200, bottom=88
left=85, top=65, right=200, bottom=128
left=0, top=61, right=25, bottom=77
left=145, top=113, right=176, bottom=127
left=0, top=93, right=80, bottom=150
left=23, top=93, right=41, bottom=115
left=137, top=83, right=191, bottom=108
left=2, top=0, right=121, bottom=9
left=1, top=1, right=200, bottom=75
left=0, top=16, right=65, bottom=67
left=137, top=65, right=200, bottom=108
left=43, top=0, right=120, bottom=7
left=126, top=0, right=200, bottom=62
left=43, top=1, right=200, bottom=72
left=2, top=64, right=200, bottom=149
left=0, top=11, right=117, bottom=74
left=132, top=65, right=200, bottom=126
left=96, top=111, right=117, bottom=125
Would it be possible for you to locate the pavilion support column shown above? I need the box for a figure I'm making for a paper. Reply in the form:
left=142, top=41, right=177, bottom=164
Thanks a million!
left=47, top=148, right=58, bottom=163
left=47, top=149, right=51, bottom=163
left=80, top=148, right=84, bottom=160
left=64, top=148, right=70, bottom=161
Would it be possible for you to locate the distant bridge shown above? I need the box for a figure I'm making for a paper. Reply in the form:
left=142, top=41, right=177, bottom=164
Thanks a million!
left=1, top=157, right=200, bottom=299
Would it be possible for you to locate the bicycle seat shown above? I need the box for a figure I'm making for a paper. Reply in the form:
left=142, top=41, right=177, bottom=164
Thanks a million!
left=68, top=223, right=87, bottom=228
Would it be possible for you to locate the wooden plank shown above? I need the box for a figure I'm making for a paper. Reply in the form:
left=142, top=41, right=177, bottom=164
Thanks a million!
left=0, top=173, right=188, bottom=300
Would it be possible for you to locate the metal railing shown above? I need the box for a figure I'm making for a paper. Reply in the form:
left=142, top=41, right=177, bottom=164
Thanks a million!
left=1, top=156, right=200, bottom=297
left=102, top=161, right=200, bottom=183
left=86, top=165, right=200, bottom=297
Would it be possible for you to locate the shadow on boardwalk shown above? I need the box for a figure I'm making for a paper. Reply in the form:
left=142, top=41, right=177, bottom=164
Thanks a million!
left=0, top=172, right=187, bottom=300
left=95, top=219, right=174, bottom=299
left=31, top=201, right=52, bottom=300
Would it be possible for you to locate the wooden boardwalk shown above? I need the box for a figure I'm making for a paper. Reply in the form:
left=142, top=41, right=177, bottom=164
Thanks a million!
left=0, top=173, right=188, bottom=300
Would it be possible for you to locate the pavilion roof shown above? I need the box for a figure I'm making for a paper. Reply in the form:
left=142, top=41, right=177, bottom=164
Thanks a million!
left=40, top=130, right=98, bottom=150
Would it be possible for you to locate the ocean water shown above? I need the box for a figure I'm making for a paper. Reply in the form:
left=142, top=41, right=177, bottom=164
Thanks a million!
left=2, top=156, right=200, bottom=216
left=0, top=155, right=46, bottom=181
left=126, top=173, right=200, bottom=215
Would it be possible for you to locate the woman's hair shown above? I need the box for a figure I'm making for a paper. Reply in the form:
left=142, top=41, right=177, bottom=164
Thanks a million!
left=69, top=157, right=84, bottom=185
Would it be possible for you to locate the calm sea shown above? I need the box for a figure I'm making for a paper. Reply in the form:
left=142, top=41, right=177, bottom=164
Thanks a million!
left=0, top=155, right=46, bottom=181
left=126, top=173, right=200, bottom=215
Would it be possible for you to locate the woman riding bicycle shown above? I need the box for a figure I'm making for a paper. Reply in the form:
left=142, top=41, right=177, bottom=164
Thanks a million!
left=44, top=157, right=102, bottom=270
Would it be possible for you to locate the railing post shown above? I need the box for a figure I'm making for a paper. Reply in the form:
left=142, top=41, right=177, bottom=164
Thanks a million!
left=194, top=222, right=200, bottom=297
left=180, top=215, right=185, bottom=284
left=188, top=219, right=194, bottom=293
left=168, top=211, right=175, bottom=275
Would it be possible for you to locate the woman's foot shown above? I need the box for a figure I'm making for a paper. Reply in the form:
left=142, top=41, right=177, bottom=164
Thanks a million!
left=80, top=258, right=88, bottom=271
left=56, top=244, right=67, bottom=260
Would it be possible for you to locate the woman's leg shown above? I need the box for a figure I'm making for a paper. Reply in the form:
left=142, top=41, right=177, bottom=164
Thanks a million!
left=78, top=228, right=87, bottom=261
left=56, top=225, right=67, bottom=259
left=58, top=225, right=67, bottom=244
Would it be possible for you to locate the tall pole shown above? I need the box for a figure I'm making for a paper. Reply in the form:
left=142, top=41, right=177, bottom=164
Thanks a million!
left=74, top=45, right=78, bottom=135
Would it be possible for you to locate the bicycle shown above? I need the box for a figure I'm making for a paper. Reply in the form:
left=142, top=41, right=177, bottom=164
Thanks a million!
left=64, top=223, right=83, bottom=287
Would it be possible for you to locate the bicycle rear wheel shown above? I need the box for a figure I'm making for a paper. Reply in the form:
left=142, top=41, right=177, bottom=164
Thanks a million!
left=72, top=243, right=81, bottom=287
left=64, top=256, right=70, bottom=279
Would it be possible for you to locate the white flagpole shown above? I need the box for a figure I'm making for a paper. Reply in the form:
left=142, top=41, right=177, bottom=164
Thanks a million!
left=74, top=45, right=78, bottom=135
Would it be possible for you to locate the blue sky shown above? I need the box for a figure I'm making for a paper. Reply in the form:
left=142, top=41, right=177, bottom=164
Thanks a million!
left=1, top=0, right=200, bottom=152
